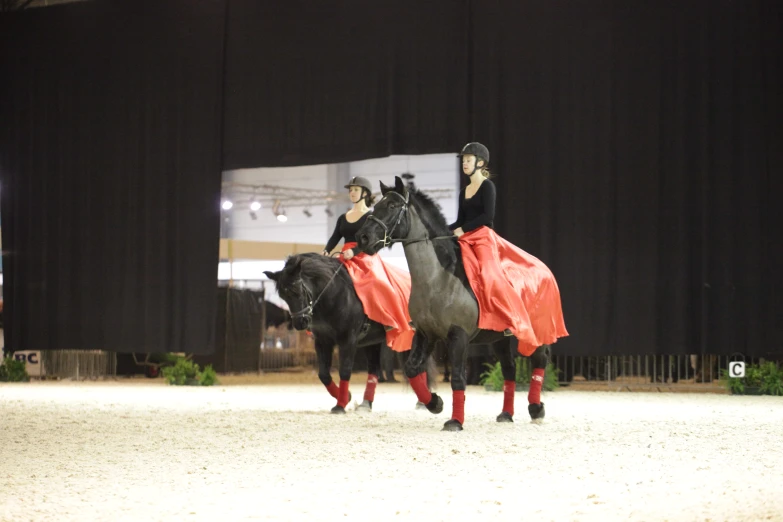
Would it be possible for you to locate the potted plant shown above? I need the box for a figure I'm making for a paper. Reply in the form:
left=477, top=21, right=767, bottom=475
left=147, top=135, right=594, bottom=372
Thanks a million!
left=161, top=356, right=218, bottom=387
left=0, top=356, right=30, bottom=382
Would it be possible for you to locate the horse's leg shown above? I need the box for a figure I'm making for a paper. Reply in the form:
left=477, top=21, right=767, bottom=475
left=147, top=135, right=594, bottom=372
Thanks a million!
left=442, top=325, right=470, bottom=431
left=443, top=343, right=451, bottom=383
left=403, top=331, right=443, bottom=415
left=527, top=345, right=549, bottom=421
left=398, top=348, right=424, bottom=409
left=315, top=337, right=340, bottom=404
left=493, top=341, right=516, bottom=423
left=357, top=343, right=381, bottom=412
left=380, top=343, right=398, bottom=383
left=331, top=337, right=358, bottom=414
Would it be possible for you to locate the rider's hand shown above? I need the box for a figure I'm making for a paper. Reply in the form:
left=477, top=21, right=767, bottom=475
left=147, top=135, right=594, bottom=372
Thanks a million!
left=321, top=250, right=330, bottom=256
left=343, top=249, right=354, bottom=260
left=453, top=227, right=464, bottom=237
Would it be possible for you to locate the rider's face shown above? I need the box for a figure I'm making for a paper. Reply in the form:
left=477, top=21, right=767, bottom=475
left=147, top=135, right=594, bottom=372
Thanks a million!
left=348, top=186, right=364, bottom=203
left=462, top=155, right=477, bottom=174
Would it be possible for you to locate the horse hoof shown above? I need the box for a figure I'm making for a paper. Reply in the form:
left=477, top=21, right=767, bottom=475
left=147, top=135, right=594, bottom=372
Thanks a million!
left=415, top=401, right=427, bottom=410
left=528, top=403, right=545, bottom=420
left=356, top=400, right=372, bottom=413
left=442, top=419, right=463, bottom=432
left=496, top=411, right=514, bottom=423
left=331, top=405, right=347, bottom=414
left=426, top=393, right=444, bottom=414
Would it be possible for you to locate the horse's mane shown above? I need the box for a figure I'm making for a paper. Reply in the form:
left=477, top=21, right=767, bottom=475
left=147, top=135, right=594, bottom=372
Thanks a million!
left=278, top=252, right=352, bottom=289
left=405, top=186, right=462, bottom=275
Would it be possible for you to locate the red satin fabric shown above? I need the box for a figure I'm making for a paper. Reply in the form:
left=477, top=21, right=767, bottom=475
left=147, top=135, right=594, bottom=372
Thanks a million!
left=338, top=242, right=415, bottom=352
left=458, top=226, right=569, bottom=356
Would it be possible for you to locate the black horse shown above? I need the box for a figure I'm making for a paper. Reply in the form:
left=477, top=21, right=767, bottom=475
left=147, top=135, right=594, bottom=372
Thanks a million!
left=356, top=176, right=552, bottom=431
left=264, top=253, right=435, bottom=414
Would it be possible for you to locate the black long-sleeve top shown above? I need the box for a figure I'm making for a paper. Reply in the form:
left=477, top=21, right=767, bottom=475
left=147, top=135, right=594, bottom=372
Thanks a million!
left=324, top=213, right=369, bottom=255
left=448, top=179, right=496, bottom=232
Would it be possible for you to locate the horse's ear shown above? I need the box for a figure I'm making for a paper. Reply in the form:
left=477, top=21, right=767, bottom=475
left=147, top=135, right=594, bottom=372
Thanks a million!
left=379, top=180, right=391, bottom=195
left=263, top=270, right=280, bottom=282
left=394, top=175, right=405, bottom=192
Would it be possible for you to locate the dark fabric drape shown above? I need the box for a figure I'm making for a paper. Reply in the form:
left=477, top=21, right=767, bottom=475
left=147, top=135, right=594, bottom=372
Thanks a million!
left=192, top=288, right=263, bottom=373
left=471, top=0, right=783, bottom=357
left=221, top=0, right=469, bottom=169
left=0, top=0, right=226, bottom=354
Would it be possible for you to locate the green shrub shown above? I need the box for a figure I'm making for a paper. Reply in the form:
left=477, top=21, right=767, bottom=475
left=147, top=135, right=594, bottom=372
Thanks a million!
left=479, top=356, right=559, bottom=392
left=199, top=365, right=218, bottom=386
left=723, top=362, right=782, bottom=396
left=0, top=356, right=30, bottom=382
left=479, top=361, right=505, bottom=391
left=161, top=357, right=219, bottom=387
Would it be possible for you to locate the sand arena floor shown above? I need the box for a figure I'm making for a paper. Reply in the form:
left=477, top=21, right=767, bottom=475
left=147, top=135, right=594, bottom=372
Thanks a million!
left=2, top=373, right=782, bottom=522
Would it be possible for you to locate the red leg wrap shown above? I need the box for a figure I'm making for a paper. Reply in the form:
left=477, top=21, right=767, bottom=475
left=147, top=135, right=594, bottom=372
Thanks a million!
left=337, top=379, right=350, bottom=408
left=452, top=390, right=465, bottom=425
left=528, top=368, right=545, bottom=405
left=325, top=381, right=339, bottom=399
left=409, top=372, right=432, bottom=405
left=364, top=374, right=378, bottom=402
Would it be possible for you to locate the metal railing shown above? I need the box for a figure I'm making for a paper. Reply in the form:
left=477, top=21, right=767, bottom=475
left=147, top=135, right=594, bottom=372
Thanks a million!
left=550, top=354, right=773, bottom=391
left=40, top=350, right=117, bottom=380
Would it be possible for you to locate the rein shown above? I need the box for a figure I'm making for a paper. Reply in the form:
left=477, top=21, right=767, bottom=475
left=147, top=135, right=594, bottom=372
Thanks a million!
left=289, top=257, right=346, bottom=321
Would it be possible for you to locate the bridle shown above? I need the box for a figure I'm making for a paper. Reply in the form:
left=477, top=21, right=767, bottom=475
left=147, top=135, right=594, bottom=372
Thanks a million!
left=366, top=190, right=410, bottom=248
left=288, top=262, right=345, bottom=323
left=366, top=190, right=456, bottom=248
left=288, top=189, right=454, bottom=321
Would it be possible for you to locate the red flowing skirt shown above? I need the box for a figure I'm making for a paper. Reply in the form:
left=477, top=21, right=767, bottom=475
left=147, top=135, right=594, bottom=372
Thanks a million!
left=338, top=243, right=416, bottom=352
left=458, top=227, right=569, bottom=356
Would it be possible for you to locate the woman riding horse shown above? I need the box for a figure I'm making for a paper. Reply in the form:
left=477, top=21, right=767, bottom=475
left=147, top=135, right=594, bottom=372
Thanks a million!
left=321, top=176, right=416, bottom=409
left=450, top=142, right=569, bottom=407
left=355, top=143, right=568, bottom=430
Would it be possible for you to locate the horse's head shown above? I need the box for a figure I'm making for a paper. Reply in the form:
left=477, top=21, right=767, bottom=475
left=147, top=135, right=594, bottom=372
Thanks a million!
left=263, top=256, right=314, bottom=331
left=357, top=176, right=411, bottom=255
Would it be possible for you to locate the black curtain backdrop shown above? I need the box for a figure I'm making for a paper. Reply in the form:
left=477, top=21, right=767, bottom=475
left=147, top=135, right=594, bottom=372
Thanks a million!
left=221, top=0, right=470, bottom=169
left=1, top=0, right=780, bottom=358
left=0, top=0, right=226, bottom=354
left=469, top=0, right=782, bottom=357
left=192, top=287, right=263, bottom=374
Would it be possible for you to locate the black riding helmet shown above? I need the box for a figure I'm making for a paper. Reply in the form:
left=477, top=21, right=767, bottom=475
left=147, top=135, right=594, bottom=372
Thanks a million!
left=458, top=142, right=490, bottom=166
left=344, top=176, right=373, bottom=195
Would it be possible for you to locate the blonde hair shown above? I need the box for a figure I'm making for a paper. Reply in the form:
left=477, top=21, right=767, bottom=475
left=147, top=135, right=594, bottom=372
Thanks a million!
left=479, top=167, right=494, bottom=180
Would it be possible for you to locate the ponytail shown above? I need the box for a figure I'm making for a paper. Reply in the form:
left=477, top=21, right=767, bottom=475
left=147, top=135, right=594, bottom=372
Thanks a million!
left=363, top=190, right=376, bottom=207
